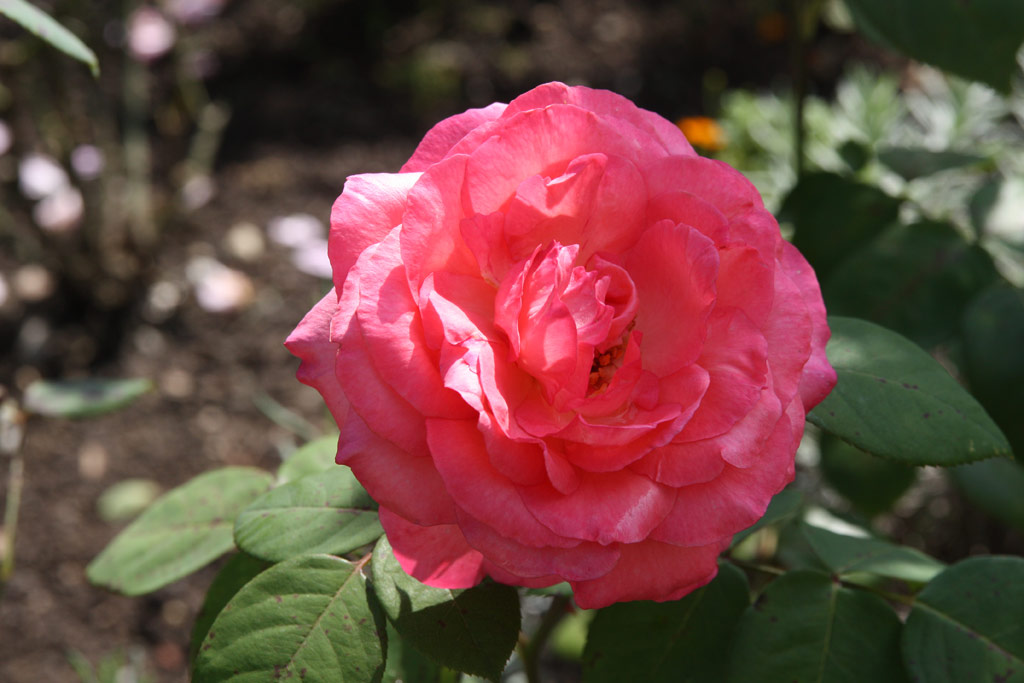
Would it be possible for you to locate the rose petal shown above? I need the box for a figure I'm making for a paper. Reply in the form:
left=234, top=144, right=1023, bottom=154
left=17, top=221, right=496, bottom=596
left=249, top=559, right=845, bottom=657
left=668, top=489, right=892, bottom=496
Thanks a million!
left=570, top=538, right=726, bottom=609
left=518, top=468, right=676, bottom=545
left=401, top=154, right=480, bottom=291
left=644, top=156, right=764, bottom=219
left=401, top=102, right=507, bottom=173
left=456, top=507, right=619, bottom=581
left=716, top=245, right=775, bottom=328
left=629, top=440, right=727, bottom=488
left=328, top=172, right=420, bottom=291
left=502, top=153, right=648, bottom=265
left=502, top=81, right=697, bottom=158
left=284, top=289, right=349, bottom=429
left=625, top=220, right=719, bottom=375
left=761, top=265, right=814, bottom=407
left=333, top=269, right=430, bottom=457
left=778, top=241, right=836, bottom=409
left=426, top=418, right=580, bottom=548
left=679, top=308, right=768, bottom=441
left=339, top=414, right=455, bottom=526
left=379, top=507, right=486, bottom=588
left=355, top=228, right=474, bottom=419
left=646, top=191, right=731, bottom=246
left=463, top=105, right=666, bottom=218
left=649, top=403, right=796, bottom=547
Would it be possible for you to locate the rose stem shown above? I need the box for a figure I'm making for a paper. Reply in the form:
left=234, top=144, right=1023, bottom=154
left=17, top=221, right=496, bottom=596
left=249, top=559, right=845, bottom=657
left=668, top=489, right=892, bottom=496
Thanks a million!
left=518, top=594, right=571, bottom=683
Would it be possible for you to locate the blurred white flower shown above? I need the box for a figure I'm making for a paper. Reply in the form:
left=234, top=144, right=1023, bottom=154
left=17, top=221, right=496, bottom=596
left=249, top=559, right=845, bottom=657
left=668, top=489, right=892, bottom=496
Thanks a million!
left=186, top=256, right=254, bottom=313
left=223, top=222, right=266, bottom=262
left=0, top=120, right=11, bottom=157
left=71, top=145, right=105, bottom=180
left=181, top=174, right=215, bottom=211
left=128, top=6, right=176, bottom=62
left=19, top=153, right=68, bottom=200
left=13, top=265, right=56, bottom=302
left=291, top=238, right=333, bottom=279
left=267, top=213, right=324, bottom=248
left=33, top=186, right=84, bottom=232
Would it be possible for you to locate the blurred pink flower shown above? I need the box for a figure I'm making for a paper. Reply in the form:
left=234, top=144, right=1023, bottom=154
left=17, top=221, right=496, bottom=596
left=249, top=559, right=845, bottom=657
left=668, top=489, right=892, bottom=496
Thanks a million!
left=128, top=7, right=176, bottom=62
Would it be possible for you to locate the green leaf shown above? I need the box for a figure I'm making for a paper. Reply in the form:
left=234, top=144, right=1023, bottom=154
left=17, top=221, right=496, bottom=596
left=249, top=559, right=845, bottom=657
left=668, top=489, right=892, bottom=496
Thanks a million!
left=87, top=468, right=273, bottom=595
left=0, top=0, right=99, bottom=76
left=582, top=562, right=749, bottom=683
left=972, top=176, right=1024, bottom=244
left=277, top=434, right=340, bottom=483
left=383, top=621, right=443, bottom=683
left=781, top=172, right=902, bottom=280
left=96, top=479, right=162, bottom=522
left=819, top=433, right=917, bottom=516
left=808, top=317, right=1012, bottom=466
left=844, top=0, right=1024, bottom=92
left=800, top=522, right=944, bottom=583
left=189, top=552, right=270, bottom=664
left=902, top=556, right=1024, bottom=682
left=727, top=570, right=909, bottom=683
left=193, top=554, right=386, bottom=683
left=370, top=535, right=520, bottom=681
left=877, top=147, right=987, bottom=180
left=730, top=486, right=804, bottom=548
left=550, top=608, right=594, bottom=661
left=949, top=458, right=1024, bottom=533
left=962, top=285, right=1024, bottom=462
left=23, top=378, right=152, bottom=419
left=234, top=466, right=383, bottom=563
left=823, top=222, right=1002, bottom=348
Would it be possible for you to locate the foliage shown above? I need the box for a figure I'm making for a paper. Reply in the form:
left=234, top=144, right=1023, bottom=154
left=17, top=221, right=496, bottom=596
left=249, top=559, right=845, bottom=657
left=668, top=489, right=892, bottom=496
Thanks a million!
left=0, top=0, right=99, bottom=75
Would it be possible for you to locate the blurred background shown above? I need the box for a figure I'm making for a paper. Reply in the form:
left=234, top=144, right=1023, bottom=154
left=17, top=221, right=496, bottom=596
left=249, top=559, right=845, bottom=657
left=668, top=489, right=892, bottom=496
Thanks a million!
left=1, top=1, right=1022, bottom=681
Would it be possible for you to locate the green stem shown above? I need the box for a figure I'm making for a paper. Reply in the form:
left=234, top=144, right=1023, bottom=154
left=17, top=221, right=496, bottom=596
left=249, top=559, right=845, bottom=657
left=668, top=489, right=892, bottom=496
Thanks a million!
left=727, top=557, right=917, bottom=607
left=789, top=0, right=809, bottom=178
left=726, top=556, right=786, bottom=577
left=519, top=594, right=571, bottom=683
left=0, top=399, right=27, bottom=593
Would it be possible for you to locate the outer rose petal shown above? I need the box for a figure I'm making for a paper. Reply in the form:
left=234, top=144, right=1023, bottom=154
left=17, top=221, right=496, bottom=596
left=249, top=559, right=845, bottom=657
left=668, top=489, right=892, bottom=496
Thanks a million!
left=778, top=241, right=836, bottom=408
left=570, top=538, right=727, bottom=609
left=401, top=154, right=480, bottom=291
left=379, top=507, right=485, bottom=589
left=333, top=266, right=430, bottom=457
left=518, top=468, right=677, bottom=545
left=463, top=105, right=668, bottom=218
left=401, top=102, right=507, bottom=173
left=339, top=413, right=456, bottom=526
left=353, top=228, right=474, bottom=419
left=284, top=289, right=349, bottom=429
left=455, top=506, right=620, bottom=581
left=328, top=172, right=420, bottom=292
left=644, top=155, right=764, bottom=219
left=426, top=418, right=581, bottom=549
left=502, top=81, right=697, bottom=158
left=649, top=401, right=797, bottom=547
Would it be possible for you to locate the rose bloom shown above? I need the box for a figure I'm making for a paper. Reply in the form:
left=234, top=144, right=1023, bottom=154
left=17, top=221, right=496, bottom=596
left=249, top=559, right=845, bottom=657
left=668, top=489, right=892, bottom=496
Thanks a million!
left=287, top=82, right=836, bottom=608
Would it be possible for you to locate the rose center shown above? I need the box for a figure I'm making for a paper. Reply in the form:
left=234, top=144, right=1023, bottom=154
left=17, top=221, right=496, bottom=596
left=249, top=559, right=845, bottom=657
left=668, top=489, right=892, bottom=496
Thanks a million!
left=588, top=320, right=635, bottom=394
left=495, top=242, right=639, bottom=403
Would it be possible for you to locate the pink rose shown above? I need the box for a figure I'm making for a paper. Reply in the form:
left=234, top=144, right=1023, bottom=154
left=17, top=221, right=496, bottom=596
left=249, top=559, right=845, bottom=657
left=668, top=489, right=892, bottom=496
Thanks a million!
left=286, top=82, right=836, bottom=608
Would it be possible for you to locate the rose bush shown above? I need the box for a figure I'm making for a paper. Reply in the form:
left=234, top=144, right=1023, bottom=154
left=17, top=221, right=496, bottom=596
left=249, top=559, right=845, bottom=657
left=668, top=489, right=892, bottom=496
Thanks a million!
left=286, top=82, right=836, bottom=608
